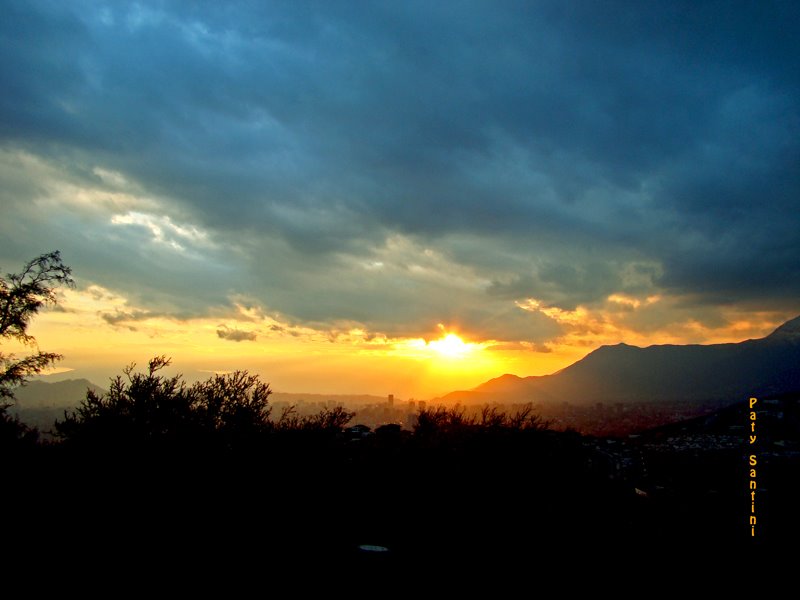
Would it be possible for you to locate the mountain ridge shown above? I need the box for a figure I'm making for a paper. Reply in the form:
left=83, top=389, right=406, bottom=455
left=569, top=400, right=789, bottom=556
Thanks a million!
left=438, top=315, right=800, bottom=406
left=11, top=378, right=105, bottom=408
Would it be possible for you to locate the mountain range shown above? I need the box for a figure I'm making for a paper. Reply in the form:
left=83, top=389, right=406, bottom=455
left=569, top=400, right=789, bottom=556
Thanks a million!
left=10, top=316, right=800, bottom=420
left=8, top=378, right=105, bottom=432
left=438, top=315, right=800, bottom=406
left=10, top=378, right=105, bottom=409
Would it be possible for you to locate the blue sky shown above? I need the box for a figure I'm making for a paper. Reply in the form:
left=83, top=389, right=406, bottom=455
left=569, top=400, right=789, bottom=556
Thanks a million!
left=1, top=1, right=799, bottom=393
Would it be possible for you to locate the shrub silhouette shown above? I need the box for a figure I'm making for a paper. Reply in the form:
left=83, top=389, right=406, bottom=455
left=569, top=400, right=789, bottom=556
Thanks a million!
left=56, top=356, right=355, bottom=451
left=413, top=403, right=549, bottom=446
left=56, top=356, right=195, bottom=449
left=189, top=367, right=273, bottom=449
left=0, top=408, right=39, bottom=451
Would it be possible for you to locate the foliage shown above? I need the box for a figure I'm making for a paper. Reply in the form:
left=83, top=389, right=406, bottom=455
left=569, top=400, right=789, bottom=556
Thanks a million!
left=55, top=356, right=194, bottom=448
left=55, top=357, right=355, bottom=450
left=0, top=251, right=74, bottom=398
left=414, top=403, right=549, bottom=437
left=0, top=409, right=39, bottom=449
left=0, top=251, right=73, bottom=445
left=191, top=369, right=273, bottom=438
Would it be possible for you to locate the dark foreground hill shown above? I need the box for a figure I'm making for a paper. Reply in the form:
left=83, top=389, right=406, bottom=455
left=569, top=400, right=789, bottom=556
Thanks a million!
left=6, top=356, right=793, bottom=573
left=4, top=361, right=786, bottom=577
left=439, top=315, right=800, bottom=406
left=7, top=411, right=762, bottom=573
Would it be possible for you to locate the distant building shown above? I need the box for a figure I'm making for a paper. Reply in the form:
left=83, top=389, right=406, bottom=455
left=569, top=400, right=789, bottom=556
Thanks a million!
left=388, top=394, right=394, bottom=407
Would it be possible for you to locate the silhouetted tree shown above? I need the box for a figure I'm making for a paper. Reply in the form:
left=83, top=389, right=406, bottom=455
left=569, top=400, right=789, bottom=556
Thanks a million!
left=0, top=404, right=40, bottom=450
left=56, top=357, right=354, bottom=451
left=55, top=356, right=195, bottom=448
left=415, top=403, right=548, bottom=437
left=299, top=405, right=354, bottom=431
left=191, top=369, right=273, bottom=448
left=0, top=251, right=73, bottom=445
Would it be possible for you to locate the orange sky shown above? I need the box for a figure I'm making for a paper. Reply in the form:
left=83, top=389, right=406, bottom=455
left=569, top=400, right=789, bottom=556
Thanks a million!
left=21, top=284, right=793, bottom=399
left=2, top=3, right=799, bottom=403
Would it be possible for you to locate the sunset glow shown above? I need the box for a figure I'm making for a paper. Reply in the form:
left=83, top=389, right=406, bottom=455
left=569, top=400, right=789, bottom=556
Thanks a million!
left=429, top=334, right=473, bottom=359
left=0, top=2, right=797, bottom=402
left=17, top=281, right=790, bottom=399
left=3, top=1, right=798, bottom=564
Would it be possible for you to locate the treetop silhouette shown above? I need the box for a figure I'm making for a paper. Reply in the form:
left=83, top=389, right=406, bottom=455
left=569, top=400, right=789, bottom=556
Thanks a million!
left=0, top=251, right=74, bottom=400
left=1, top=251, right=73, bottom=446
left=56, top=356, right=356, bottom=449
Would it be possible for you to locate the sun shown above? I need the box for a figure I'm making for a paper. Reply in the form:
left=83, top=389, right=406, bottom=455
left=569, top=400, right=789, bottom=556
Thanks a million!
left=429, top=333, right=472, bottom=358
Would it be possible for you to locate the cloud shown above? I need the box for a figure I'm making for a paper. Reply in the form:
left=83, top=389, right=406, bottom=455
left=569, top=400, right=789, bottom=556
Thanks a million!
left=37, top=366, right=76, bottom=376
left=489, top=341, right=553, bottom=354
left=216, top=326, right=257, bottom=342
left=101, top=309, right=152, bottom=326
left=0, top=1, right=798, bottom=348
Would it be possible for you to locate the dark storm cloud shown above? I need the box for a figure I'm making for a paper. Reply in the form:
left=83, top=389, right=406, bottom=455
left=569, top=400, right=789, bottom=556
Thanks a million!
left=1, top=0, right=799, bottom=337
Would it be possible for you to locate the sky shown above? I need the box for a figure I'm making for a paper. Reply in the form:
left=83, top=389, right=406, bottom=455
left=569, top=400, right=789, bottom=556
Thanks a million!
left=1, top=1, right=799, bottom=398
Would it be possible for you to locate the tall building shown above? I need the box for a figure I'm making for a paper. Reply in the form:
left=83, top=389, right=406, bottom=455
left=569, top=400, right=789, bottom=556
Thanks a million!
left=388, top=394, right=394, bottom=407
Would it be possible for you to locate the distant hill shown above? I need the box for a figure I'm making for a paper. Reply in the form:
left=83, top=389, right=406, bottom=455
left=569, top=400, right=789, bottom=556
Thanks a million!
left=11, top=378, right=105, bottom=409
left=437, top=315, right=800, bottom=406
left=9, top=379, right=105, bottom=432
